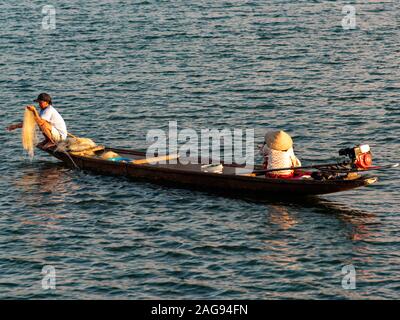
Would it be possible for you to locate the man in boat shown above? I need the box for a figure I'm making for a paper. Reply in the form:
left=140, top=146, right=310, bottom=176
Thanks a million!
left=260, top=130, right=302, bottom=179
left=6, top=93, right=68, bottom=148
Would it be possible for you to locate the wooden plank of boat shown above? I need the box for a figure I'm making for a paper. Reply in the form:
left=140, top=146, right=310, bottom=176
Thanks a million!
left=132, top=153, right=179, bottom=165
left=38, top=145, right=378, bottom=197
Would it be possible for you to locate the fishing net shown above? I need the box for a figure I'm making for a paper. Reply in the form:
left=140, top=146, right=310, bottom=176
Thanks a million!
left=21, top=108, right=38, bottom=159
left=68, top=137, right=97, bottom=152
left=56, top=137, right=104, bottom=157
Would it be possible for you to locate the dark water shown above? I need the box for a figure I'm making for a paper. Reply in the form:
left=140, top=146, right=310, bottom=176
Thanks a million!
left=0, top=0, right=399, bottom=299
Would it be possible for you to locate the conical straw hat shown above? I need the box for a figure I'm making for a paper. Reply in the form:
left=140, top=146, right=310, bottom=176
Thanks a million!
left=264, top=130, right=293, bottom=151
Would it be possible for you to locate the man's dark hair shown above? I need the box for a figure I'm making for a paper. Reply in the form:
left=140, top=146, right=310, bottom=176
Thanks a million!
left=34, top=93, right=52, bottom=105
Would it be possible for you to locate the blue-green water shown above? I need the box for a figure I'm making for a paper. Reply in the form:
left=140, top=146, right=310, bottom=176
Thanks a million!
left=0, top=0, right=399, bottom=299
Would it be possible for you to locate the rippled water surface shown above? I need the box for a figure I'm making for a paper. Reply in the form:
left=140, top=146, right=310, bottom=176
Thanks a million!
left=0, top=0, right=399, bottom=299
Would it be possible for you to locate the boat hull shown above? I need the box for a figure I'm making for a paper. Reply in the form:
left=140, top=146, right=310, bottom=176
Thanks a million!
left=39, top=146, right=377, bottom=197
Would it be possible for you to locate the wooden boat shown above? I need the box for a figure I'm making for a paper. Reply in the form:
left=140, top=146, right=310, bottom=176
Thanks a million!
left=38, top=145, right=378, bottom=197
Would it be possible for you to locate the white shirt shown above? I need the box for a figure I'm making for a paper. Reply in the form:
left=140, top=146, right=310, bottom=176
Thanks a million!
left=39, top=105, right=67, bottom=140
left=261, top=145, right=301, bottom=175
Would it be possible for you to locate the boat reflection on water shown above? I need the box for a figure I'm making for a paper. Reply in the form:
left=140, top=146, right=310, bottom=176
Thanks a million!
left=307, top=197, right=378, bottom=240
left=14, top=161, right=380, bottom=242
left=15, top=161, right=74, bottom=196
left=269, top=205, right=298, bottom=230
left=266, top=196, right=379, bottom=242
left=13, top=161, right=76, bottom=228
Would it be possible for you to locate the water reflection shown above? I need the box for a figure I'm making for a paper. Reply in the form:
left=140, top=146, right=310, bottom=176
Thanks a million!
left=241, top=195, right=381, bottom=243
left=302, top=197, right=380, bottom=242
left=13, top=162, right=75, bottom=228
left=269, top=205, right=298, bottom=230
left=224, top=191, right=380, bottom=241
left=14, top=160, right=381, bottom=243
left=260, top=197, right=382, bottom=299
left=15, top=162, right=72, bottom=196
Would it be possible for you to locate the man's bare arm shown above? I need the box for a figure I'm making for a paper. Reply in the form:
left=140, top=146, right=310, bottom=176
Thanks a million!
left=6, top=123, right=23, bottom=131
left=7, top=105, right=41, bottom=131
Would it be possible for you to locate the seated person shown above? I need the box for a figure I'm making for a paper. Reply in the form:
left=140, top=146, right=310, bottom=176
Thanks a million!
left=261, top=130, right=301, bottom=179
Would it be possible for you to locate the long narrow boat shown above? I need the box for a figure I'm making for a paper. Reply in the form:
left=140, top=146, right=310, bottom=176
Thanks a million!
left=38, top=145, right=378, bottom=197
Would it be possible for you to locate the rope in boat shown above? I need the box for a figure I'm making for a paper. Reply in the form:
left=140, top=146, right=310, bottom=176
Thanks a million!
left=53, top=132, right=81, bottom=170
left=60, top=148, right=80, bottom=170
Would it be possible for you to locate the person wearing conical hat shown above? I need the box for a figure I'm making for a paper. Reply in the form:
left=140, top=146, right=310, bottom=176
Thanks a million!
left=260, top=130, right=301, bottom=178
